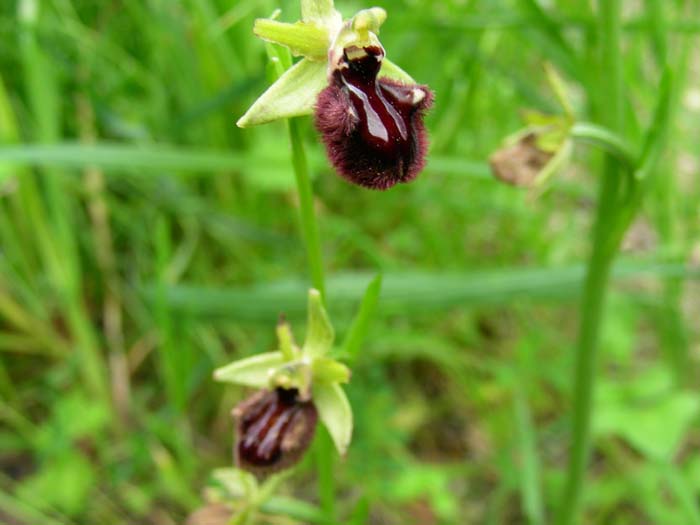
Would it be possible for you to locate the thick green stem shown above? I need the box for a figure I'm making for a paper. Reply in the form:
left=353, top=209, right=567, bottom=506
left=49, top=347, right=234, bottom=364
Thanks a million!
left=556, top=166, right=618, bottom=525
left=556, top=1, right=623, bottom=524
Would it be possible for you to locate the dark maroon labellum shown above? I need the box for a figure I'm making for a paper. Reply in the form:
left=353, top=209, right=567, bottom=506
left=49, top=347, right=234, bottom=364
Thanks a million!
left=315, top=45, right=433, bottom=190
left=233, top=388, right=317, bottom=477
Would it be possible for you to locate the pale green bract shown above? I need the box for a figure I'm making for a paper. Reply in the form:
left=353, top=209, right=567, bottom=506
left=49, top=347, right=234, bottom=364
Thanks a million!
left=213, top=288, right=353, bottom=456
left=237, top=0, right=415, bottom=128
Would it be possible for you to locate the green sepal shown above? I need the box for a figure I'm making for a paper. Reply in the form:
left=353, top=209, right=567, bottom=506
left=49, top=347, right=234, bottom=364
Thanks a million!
left=312, top=357, right=351, bottom=384
left=544, top=62, right=574, bottom=118
left=254, top=19, right=330, bottom=59
left=301, top=0, right=342, bottom=28
left=213, top=351, right=285, bottom=387
left=237, top=58, right=327, bottom=128
left=379, top=58, right=416, bottom=84
left=312, top=382, right=353, bottom=455
left=303, top=289, right=334, bottom=357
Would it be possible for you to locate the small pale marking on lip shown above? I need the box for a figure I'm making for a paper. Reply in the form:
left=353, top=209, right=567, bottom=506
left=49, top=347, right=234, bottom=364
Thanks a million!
left=411, top=89, right=426, bottom=105
left=345, top=47, right=368, bottom=61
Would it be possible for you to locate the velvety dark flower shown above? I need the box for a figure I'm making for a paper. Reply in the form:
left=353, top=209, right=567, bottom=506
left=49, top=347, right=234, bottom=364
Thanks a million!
left=233, top=388, right=318, bottom=477
left=315, top=45, right=433, bottom=190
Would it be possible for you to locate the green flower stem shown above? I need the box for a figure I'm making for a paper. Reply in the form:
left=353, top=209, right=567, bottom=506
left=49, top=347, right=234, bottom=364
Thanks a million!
left=570, top=122, right=635, bottom=170
left=556, top=1, right=624, bottom=524
left=287, top=117, right=326, bottom=299
left=286, top=116, right=333, bottom=521
left=268, top=39, right=334, bottom=521
left=317, top=429, right=336, bottom=522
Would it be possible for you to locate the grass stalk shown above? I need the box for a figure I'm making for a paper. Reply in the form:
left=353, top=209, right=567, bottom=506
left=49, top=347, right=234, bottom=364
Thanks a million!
left=556, top=1, right=624, bottom=524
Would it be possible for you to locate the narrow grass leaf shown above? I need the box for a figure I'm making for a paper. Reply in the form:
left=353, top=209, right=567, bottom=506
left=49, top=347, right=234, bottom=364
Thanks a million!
left=341, top=274, right=382, bottom=362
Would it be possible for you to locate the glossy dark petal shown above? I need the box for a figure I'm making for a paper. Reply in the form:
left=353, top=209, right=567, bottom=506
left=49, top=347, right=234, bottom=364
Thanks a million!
left=315, top=46, right=433, bottom=190
left=233, top=388, right=317, bottom=477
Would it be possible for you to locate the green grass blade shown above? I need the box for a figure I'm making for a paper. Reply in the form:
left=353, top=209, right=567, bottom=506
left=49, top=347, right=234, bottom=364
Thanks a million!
left=340, top=274, right=382, bottom=362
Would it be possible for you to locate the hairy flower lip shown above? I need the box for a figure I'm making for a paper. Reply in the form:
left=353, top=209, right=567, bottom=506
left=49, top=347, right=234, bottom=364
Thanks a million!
left=233, top=388, right=318, bottom=477
left=237, top=2, right=420, bottom=129
left=315, top=44, right=433, bottom=190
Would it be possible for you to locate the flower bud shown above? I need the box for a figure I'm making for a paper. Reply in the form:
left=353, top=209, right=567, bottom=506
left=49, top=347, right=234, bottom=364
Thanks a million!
left=233, top=388, right=318, bottom=477
left=489, top=132, right=554, bottom=187
left=315, top=44, right=433, bottom=190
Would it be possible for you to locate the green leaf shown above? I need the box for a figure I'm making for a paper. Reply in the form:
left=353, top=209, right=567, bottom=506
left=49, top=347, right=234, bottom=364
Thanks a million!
left=303, top=289, right=334, bottom=357
left=312, top=382, right=352, bottom=455
left=0, top=74, right=19, bottom=183
left=254, top=19, right=329, bottom=59
left=213, top=352, right=285, bottom=387
left=341, top=274, right=382, bottom=362
left=594, top=369, right=700, bottom=460
left=157, top=260, right=700, bottom=320
left=379, top=59, right=416, bottom=84
left=237, top=58, right=327, bottom=128
left=17, top=452, right=95, bottom=516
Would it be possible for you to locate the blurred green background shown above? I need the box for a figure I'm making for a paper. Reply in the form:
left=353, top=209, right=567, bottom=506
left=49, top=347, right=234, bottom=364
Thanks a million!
left=0, top=0, right=699, bottom=523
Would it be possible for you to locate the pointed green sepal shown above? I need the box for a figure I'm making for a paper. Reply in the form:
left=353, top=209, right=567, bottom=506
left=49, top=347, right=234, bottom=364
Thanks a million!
left=213, top=351, right=285, bottom=387
left=312, top=357, right=351, bottom=384
left=312, top=382, right=353, bottom=455
left=237, top=58, right=328, bottom=127
left=254, top=19, right=330, bottom=59
left=544, top=63, right=574, bottom=119
left=301, top=0, right=342, bottom=28
left=303, top=289, right=334, bottom=357
left=379, top=58, right=416, bottom=84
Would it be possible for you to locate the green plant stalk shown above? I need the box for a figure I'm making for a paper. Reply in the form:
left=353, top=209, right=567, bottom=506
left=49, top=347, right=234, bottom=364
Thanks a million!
left=287, top=118, right=335, bottom=522
left=556, top=1, right=624, bottom=524
left=264, top=40, right=332, bottom=518
left=555, top=176, right=617, bottom=525
left=570, top=123, right=635, bottom=169
left=287, top=118, right=326, bottom=299
left=284, top=96, right=334, bottom=525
